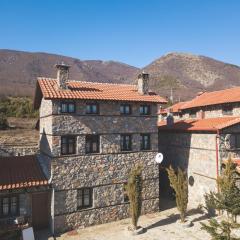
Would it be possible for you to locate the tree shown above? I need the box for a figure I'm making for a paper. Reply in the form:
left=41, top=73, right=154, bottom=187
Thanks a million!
left=201, top=219, right=240, bottom=240
left=127, top=165, right=143, bottom=230
left=167, top=165, right=188, bottom=222
left=0, top=113, right=8, bottom=130
left=201, top=156, right=240, bottom=240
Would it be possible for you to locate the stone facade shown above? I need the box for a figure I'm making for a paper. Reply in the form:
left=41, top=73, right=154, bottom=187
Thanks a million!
left=39, top=99, right=160, bottom=233
left=159, top=122, right=240, bottom=208
left=159, top=131, right=218, bottom=208
left=180, top=102, right=240, bottom=120
left=0, top=144, right=38, bottom=157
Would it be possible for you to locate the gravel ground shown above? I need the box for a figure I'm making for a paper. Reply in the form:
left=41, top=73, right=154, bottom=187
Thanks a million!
left=53, top=208, right=211, bottom=240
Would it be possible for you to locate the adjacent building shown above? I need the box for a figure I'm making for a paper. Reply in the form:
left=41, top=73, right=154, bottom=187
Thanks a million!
left=158, top=87, right=240, bottom=208
left=33, top=64, right=167, bottom=233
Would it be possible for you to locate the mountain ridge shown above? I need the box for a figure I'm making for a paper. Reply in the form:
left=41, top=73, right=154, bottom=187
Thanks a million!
left=1, top=49, right=240, bottom=101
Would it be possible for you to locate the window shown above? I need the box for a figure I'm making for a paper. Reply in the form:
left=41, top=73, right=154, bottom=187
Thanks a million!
left=140, top=105, right=150, bottom=115
left=123, top=183, right=129, bottom=203
left=60, top=102, right=76, bottom=113
left=0, top=196, right=19, bottom=217
left=189, top=110, right=197, bottom=118
left=120, top=134, right=132, bottom=151
left=86, top=135, right=99, bottom=153
left=120, top=104, right=131, bottom=115
left=222, top=105, right=233, bottom=115
left=86, top=103, right=99, bottom=114
left=77, top=188, right=93, bottom=209
left=141, top=134, right=151, bottom=150
left=61, top=136, right=76, bottom=155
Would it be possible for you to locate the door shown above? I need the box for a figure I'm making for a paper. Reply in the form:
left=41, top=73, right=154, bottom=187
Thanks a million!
left=32, top=192, right=50, bottom=230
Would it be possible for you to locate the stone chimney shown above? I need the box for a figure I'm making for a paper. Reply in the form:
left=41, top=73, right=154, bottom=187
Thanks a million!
left=138, top=72, right=149, bottom=95
left=55, top=62, right=70, bottom=89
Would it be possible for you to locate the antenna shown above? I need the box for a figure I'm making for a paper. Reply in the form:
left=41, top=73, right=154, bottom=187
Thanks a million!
left=170, top=88, right=173, bottom=103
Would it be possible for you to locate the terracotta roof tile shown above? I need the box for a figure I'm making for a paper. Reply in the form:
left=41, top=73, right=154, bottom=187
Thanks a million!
left=0, top=155, right=48, bottom=190
left=37, top=78, right=167, bottom=103
left=181, top=87, right=240, bottom=110
left=159, top=101, right=188, bottom=114
left=158, top=117, right=240, bottom=132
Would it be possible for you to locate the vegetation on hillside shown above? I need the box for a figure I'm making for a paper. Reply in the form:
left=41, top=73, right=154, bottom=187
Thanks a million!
left=0, top=97, right=38, bottom=118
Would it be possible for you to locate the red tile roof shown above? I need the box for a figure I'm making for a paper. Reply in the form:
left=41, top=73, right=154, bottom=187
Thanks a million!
left=0, top=155, right=48, bottom=190
left=159, top=102, right=187, bottom=114
left=181, top=87, right=240, bottom=110
left=36, top=78, right=167, bottom=105
left=158, top=117, right=240, bottom=132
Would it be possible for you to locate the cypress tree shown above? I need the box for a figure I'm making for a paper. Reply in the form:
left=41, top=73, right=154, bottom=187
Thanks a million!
left=167, top=165, right=188, bottom=222
left=127, top=165, right=143, bottom=230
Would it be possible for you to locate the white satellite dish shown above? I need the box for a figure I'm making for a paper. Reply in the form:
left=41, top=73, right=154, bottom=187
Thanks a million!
left=155, top=153, right=164, bottom=164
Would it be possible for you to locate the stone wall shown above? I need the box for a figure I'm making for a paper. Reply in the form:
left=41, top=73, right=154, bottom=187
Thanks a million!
left=39, top=98, right=160, bottom=233
left=0, top=144, right=38, bottom=157
left=159, top=131, right=218, bottom=208
left=181, top=102, right=240, bottom=120
left=52, top=151, right=159, bottom=233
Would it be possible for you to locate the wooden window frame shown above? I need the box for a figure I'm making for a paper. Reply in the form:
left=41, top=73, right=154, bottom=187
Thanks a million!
left=60, top=101, right=76, bottom=113
left=189, top=110, right=197, bottom=118
left=85, top=135, right=100, bottom=154
left=140, top=133, right=151, bottom=150
left=222, top=105, right=233, bottom=116
left=86, top=103, right=99, bottom=115
left=120, top=134, right=132, bottom=151
left=139, top=105, right=151, bottom=115
left=61, top=136, right=76, bottom=155
left=77, top=188, right=93, bottom=210
left=120, top=104, right=131, bottom=115
left=0, top=195, right=19, bottom=218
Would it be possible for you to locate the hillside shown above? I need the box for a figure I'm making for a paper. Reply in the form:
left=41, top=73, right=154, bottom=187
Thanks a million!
left=1, top=50, right=240, bottom=100
left=0, top=49, right=138, bottom=96
left=141, top=52, right=240, bottom=100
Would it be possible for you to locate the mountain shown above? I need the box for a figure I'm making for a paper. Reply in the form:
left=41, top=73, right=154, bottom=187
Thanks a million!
left=1, top=50, right=240, bottom=101
left=0, top=49, right=139, bottom=97
left=141, top=52, right=240, bottom=100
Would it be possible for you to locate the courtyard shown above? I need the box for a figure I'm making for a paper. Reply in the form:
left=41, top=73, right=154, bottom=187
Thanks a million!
left=37, top=207, right=211, bottom=240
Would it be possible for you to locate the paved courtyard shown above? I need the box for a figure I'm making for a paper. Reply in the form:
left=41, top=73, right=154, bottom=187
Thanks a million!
left=50, top=207, right=211, bottom=240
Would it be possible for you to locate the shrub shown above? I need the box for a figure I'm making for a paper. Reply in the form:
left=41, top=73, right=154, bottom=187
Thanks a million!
left=167, top=165, right=188, bottom=222
left=127, top=165, right=143, bottom=230
left=0, top=113, right=8, bottom=130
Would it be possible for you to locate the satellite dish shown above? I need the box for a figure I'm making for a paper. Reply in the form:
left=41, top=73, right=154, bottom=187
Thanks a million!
left=155, top=153, right=164, bottom=164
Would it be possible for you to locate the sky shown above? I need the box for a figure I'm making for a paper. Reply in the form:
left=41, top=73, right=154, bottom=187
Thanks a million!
left=0, top=0, right=240, bottom=68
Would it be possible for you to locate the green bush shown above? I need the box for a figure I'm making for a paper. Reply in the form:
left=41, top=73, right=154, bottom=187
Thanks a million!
left=0, top=113, right=8, bottom=130
left=127, top=165, right=143, bottom=230
left=167, top=165, right=188, bottom=222
left=0, top=97, right=38, bottom=118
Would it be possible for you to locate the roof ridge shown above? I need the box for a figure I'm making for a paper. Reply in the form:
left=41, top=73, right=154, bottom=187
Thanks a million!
left=38, top=77, right=137, bottom=87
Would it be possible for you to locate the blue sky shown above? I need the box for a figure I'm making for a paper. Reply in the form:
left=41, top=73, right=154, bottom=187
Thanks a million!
left=0, top=0, right=240, bottom=67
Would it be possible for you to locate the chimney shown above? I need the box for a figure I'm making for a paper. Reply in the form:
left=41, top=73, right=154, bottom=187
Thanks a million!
left=166, top=112, right=174, bottom=126
left=138, top=72, right=149, bottom=95
left=55, top=62, right=70, bottom=89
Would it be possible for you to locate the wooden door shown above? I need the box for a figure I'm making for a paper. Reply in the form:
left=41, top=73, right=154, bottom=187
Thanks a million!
left=32, top=192, right=50, bottom=230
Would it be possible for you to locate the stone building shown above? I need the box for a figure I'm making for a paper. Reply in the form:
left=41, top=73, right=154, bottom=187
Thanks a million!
left=158, top=87, right=240, bottom=208
left=33, top=64, right=167, bottom=233
left=158, top=101, right=187, bottom=121
left=0, top=155, right=50, bottom=235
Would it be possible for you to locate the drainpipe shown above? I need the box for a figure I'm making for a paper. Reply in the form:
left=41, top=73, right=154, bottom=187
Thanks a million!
left=215, top=129, right=220, bottom=192
left=216, top=130, right=219, bottom=177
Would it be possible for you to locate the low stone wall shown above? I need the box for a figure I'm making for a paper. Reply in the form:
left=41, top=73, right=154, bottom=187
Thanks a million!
left=0, top=144, right=39, bottom=157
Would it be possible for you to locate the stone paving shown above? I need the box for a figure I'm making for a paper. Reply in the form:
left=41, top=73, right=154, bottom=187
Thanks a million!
left=53, top=207, right=211, bottom=240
